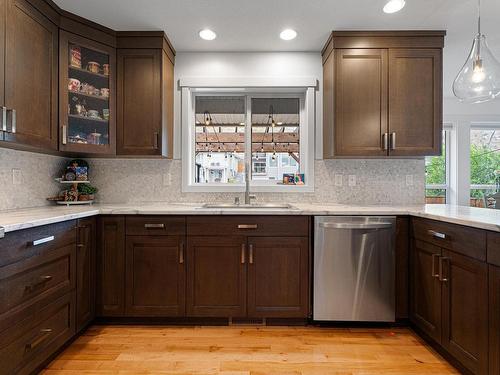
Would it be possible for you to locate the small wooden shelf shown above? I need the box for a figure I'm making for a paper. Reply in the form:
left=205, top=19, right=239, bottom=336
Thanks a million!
left=55, top=178, right=91, bottom=184
left=69, top=65, right=109, bottom=79
left=69, top=90, right=109, bottom=102
left=68, top=114, right=108, bottom=124
left=56, top=200, right=94, bottom=206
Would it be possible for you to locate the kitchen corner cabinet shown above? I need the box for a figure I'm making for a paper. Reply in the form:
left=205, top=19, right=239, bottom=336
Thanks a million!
left=322, top=31, right=445, bottom=158
left=0, top=0, right=58, bottom=151
left=116, top=32, right=175, bottom=157
left=490, top=265, right=500, bottom=375
left=59, top=30, right=116, bottom=154
left=76, top=217, right=96, bottom=332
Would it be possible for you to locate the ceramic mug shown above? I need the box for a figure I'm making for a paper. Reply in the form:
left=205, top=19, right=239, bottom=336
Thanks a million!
left=102, top=109, right=110, bottom=120
left=102, top=64, right=110, bottom=76
left=87, top=61, right=100, bottom=74
left=100, top=88, right=110, bottom=98
left=68, top=78, right=80, bottom=92
left=87, top=110, right=99, bottom=118
left=80, top=83, right=94, bottom=94
left=70, top=46, right=81, bottom=68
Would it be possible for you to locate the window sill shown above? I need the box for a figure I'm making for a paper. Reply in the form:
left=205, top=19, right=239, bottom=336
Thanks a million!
left=182, top=183, right=314, bottom=193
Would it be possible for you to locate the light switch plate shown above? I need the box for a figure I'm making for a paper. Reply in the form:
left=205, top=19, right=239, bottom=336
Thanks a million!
left=334, top=174, right=343, bottom=187
left=12, top=168, right=21, bottom=185
left=406, top=175, right=414, bottom=186
left=348, top=175, right=356, bottom=187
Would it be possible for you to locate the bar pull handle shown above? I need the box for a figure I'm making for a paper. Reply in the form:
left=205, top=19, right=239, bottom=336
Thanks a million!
left=26, top=275, right=53, bottom=292
left=382, top=133, right=388, bottom=150
left=439, top=257, right=450, bottom=282
left=179, top=243, right=184, bottom=264
left=8, top=109, right=16, bottom=133
left=241, top=244, right=246, bottom=264
left=431, top=254, right=440, bottom=278
left=248, top=244, right=254, bottom=264
left=1, top=107, right=6, bottom=132
left=238, top=224, right=258, bottom=229
left=29, top=236, right=55, bottom=246
left=428, top=230, right=447, bottom=240
left=62, top=125, right=67, bottom=145
left=390, top=132, right=396, bottom=150
left=144, top=223, right=165, bottom=229
left=153, top=132, right=159, bottom=149
left=25, top=328, right=53, bottom=351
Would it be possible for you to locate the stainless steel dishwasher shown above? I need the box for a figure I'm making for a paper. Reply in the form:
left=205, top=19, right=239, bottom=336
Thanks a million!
left=313, top=216, right=396, bottom=322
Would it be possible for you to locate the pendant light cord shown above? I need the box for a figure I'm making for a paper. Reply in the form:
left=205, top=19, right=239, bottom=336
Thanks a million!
left=477, top=0, right=481, bottom=35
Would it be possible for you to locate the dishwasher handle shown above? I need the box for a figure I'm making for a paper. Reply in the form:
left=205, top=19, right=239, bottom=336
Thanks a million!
left=319, top=222, right=394, bottom=230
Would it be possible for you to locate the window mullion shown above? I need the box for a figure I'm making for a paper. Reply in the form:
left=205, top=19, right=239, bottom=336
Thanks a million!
left=245, top=95, right=252, bottom=184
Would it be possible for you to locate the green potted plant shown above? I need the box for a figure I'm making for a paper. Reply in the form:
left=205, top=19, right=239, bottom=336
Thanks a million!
left=78, top=184, right=98, bottom=201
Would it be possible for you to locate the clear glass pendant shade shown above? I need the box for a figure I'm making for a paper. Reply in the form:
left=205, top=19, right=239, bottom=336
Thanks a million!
left=453, top=35, right=500, bottom=103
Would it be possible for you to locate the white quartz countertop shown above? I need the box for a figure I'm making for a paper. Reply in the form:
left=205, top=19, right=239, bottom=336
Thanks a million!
left=0, top=203, right=499, bottom=233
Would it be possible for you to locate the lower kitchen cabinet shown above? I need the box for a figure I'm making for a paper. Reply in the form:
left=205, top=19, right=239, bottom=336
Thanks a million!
left=125, top=236, right=185, bottom=316
left=96, top=216, right=125, bottom=316
left=441, top=250, right=488, bottom=375
left=186, top=236, right=247, bottom=317
left=410, top=239, right=442, bottom=342
left=247, top=237, right=309, bottom=318
left=489, top=265, right=500, bottom=375
left=75, top=217, right=96, bottom=332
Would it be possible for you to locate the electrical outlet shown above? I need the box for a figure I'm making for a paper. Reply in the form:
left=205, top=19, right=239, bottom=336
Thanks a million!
left=12, top=168, right=21, bottom=185
left=348, top=175, right=356, bottom=187
left=163, top=173, right=171, bottom=186
left=406, top=175, right=414, bottom=186
left=334, top=174, right=343, bottom=187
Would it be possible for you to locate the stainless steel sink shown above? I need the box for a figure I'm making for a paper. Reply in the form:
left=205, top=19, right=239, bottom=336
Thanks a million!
left=200, top=203, right=297, bottom=209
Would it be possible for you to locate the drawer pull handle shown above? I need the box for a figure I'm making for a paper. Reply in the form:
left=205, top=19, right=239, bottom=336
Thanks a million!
left=241, top=244, right=246, bottom=264
left=439, top=257, right=450, bottom=282
left=29, top=236, right=55, bottom=246
left=25, top=328, right=52, bottom=351
left=179, top=243, right=184, bottom=264
left=238, top=224, right=258, bottom=229
left=428, top=230, right=447, bottom=240
left=26, top=275, right=53, bottom=291
left=77, top=244, right=85, bottom=248
left=144, top=223, right=165, bottom=229
left=249, top=244, right=254, bottom=264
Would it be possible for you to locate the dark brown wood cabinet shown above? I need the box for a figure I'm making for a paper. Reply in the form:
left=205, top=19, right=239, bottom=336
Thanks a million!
left=125, top=235, right=185, bottom=316
left=441, top=249, right=488, bottom=375
left=186, top=236, right=247, bottom=317
left=1, top=0, right=58, bottom=151
left=75, top=217, right=96, bottom=332
left=116, top=32, right=175, bottom=157
left=490, top=265, right=500, bottom=375
left=410, top=239, right=442, bottom=342
left=322, top=31, right=445, bottom=158
left=96, top=216, right=125, bottom=316
left=247, top=236, right=309, bottom=318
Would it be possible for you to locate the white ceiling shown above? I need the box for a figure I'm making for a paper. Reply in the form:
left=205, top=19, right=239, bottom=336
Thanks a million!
left=54, top=0, right=500, bottom=98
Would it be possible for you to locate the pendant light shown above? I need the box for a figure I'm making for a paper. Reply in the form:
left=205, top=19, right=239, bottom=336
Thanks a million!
left=453, top=0, right=500, bottom=103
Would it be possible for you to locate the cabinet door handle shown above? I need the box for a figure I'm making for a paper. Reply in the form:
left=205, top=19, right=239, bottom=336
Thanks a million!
left=241, top=244, right=246, bottom=264
left=238, top=224, right=258, bottom=229
left=382, top=133, right=388, bottom=150
left=154, top=132, right=159, bottom=149
left=390, top=132, right=396, bottom=150
left=62, top=125, right=68, bottom=145
left=144, top=223, right=165, bottom=229
left=1, top=107, right=6, bottom=132
left=25, top=275, right=53, bottom=292
left=29, top=236, right=55, bottom=246
left=428, top=230, right=447, bottom=240
left=431, top=254, right=440, bottom=278
left=8, top=109, right=16, bottom=133
left=248, top=244, right=254, bottom=264
left=439, top=257, right=450, bottom=282
left=25, top=328, right=52, bottom=351
left=179, top=243, right=184, bottom=264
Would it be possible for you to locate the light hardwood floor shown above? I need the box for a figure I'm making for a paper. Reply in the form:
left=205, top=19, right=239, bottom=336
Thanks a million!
left=42, top=325, right=459, bottom=375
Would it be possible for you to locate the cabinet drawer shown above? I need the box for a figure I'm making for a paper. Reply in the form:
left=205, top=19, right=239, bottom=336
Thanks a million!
left=411, top=218, right=486, bottom=261
left=187, top=216, right=309, bottom=237
left=126, top=216, right=185, bottom=236
left=0, top=221, right=76, bottom=267
left=488, top=232, right=500, bottom=267
left=0, top=292, right=74, bottom=375
left=0, top=244, right=75, bottom=319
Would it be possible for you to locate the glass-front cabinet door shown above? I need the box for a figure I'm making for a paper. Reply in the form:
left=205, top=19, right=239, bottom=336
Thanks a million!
left=59, top=31, right=116, bottom=154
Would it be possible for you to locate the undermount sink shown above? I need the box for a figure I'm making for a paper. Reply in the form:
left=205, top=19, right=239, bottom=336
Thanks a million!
left=200, top=203, right=298, bottom=209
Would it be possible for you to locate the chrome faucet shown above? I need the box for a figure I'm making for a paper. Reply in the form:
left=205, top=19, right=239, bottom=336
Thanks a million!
left=244, top=157, right=256, bottom=205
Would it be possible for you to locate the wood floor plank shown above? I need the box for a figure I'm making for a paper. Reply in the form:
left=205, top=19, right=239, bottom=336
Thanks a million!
left=42, top=326, right=459, bottom=375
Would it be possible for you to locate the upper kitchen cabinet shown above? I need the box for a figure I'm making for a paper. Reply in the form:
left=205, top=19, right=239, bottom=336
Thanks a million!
left=59, top=30, right=116, bottom=154
left=0, top=0, right=58, bottom=151
left=116, top=32, right=175, bottom=157
left=322, top=31, right=445, bottom=158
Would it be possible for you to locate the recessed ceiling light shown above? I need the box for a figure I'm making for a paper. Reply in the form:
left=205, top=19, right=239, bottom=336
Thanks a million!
left=280, top=29, right=297, bottom=41
left=383, top=0, right=405, bottom=13
left=199, top=29, right=216, bottom=40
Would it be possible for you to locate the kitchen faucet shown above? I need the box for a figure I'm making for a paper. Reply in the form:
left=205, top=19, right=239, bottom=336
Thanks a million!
left=244, top=157, right=256, bottom=205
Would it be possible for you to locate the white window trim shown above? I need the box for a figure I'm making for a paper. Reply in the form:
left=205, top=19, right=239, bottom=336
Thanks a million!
left=426, top=125, right=452, bottom=202
left=180, top=82, right=316, bottom=193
